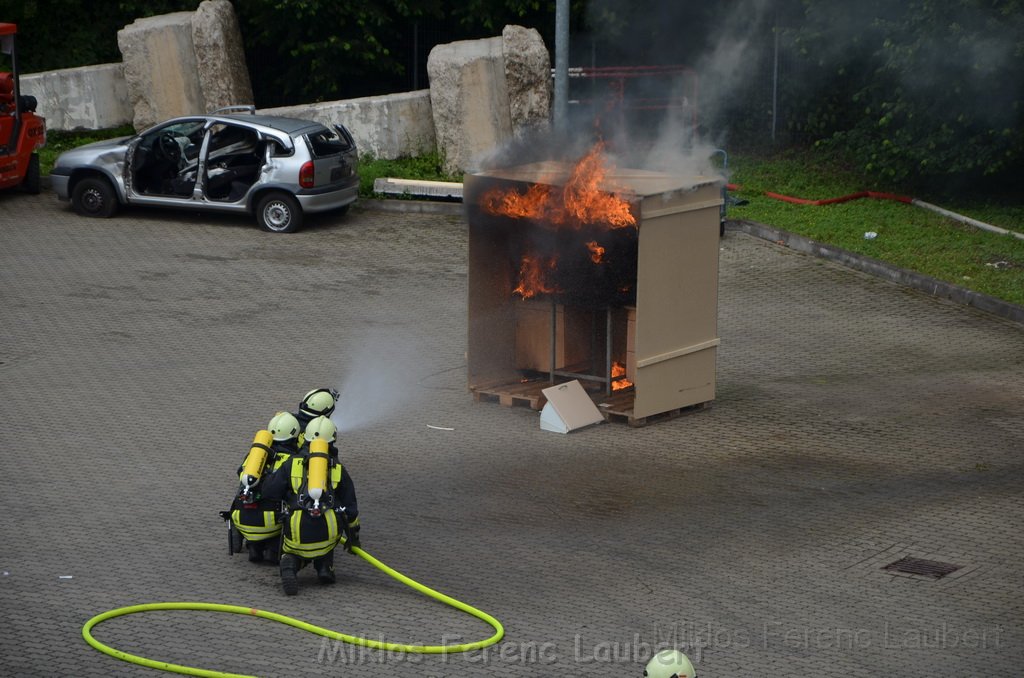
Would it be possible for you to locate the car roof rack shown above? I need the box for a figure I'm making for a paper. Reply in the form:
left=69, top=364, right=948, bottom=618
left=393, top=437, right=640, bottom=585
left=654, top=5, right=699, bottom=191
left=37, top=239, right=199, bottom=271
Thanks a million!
left=211, top=105, right=256, bottom=115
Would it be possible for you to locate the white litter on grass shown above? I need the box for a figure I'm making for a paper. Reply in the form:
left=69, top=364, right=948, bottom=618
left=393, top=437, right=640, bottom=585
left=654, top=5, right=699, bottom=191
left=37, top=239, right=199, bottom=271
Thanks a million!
left=426, top=424, right=455, bottom=431
left=2, top=571, right=8, bottom=576
left=864, top=231, right=878, bottom=239
left=58, top=575, right=73, bottom=579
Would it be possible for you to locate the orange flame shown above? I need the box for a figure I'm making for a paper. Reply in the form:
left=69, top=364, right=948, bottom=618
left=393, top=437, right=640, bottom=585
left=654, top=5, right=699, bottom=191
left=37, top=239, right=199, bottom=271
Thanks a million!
left=512, top=255, right=561, bottom=299
left=483, top=182, right=553, bottom=221
left=563, top=144, right=636, bottom=228
left=481, top=142, right=636, bottom=230
left=611, top=361, right=633, bottom=391
left=585, top=240, right=605, bottom=264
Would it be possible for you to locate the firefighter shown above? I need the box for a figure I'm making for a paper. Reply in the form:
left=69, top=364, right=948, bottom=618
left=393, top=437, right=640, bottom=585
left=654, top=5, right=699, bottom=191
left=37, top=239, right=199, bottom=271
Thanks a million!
left=261, top=417, right=360, bottom=595
left=225, top=411, right=302, bottom=563
left=643, top=649, right=696, bottom=678
left=294, top=388, right=339, bottom=432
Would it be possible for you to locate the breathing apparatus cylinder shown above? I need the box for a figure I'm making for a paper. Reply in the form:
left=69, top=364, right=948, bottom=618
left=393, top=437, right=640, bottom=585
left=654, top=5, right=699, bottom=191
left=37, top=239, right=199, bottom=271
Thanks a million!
left=306, top=438, right=330, bottom=510
left=240, top=429, right=274, bottom=495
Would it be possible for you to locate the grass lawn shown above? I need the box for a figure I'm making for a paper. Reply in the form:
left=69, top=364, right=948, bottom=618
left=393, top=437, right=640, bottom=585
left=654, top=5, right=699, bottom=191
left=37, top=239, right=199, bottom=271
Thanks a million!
left=725, top=151, right=1024, bottom=307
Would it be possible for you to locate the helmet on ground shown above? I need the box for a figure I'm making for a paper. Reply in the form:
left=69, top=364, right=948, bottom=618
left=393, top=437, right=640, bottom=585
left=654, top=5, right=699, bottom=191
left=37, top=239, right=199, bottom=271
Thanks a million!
left=299, top=388, right=339, bottom=418
left=268, top=411, right=301, bottom=442
left=644, top=649, right=695, bottom=678
left=304, top=415, right=337, bottom=444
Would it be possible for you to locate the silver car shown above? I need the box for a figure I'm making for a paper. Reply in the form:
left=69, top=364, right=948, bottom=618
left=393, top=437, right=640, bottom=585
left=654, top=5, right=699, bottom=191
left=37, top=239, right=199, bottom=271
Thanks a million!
left=50, top=106, right=359, bottom=233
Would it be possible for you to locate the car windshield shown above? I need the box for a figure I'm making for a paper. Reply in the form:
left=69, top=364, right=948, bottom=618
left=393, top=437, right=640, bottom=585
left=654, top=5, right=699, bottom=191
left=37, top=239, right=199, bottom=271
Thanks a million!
left=306, top=128, right=352, bottom=158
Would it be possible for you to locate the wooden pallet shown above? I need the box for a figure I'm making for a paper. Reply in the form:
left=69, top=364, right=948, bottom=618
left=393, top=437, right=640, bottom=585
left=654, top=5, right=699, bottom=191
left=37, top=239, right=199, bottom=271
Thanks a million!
left=597, top=392, right=712, bottom=427
left=471, top=380, right=550, bottom=410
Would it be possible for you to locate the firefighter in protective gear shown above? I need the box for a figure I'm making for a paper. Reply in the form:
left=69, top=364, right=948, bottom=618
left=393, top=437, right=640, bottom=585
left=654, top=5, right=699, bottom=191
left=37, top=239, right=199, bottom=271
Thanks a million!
left=643, top=649, right=696, bottom=678
left=261, top=429, right=360, bottom=596
left=225, top=412, right=301, bottom=563
left=295, top=388, right=339, bottom=430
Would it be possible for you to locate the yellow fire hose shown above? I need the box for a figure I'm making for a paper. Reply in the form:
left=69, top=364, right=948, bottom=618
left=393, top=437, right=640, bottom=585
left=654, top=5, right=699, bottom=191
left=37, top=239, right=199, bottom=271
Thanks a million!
left=82, top=545, right=505, bottom=677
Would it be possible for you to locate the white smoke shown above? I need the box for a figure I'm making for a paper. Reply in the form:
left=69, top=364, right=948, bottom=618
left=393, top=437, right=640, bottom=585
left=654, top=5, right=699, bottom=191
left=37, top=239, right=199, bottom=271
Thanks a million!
left=329, top=329, right=429, bottom=433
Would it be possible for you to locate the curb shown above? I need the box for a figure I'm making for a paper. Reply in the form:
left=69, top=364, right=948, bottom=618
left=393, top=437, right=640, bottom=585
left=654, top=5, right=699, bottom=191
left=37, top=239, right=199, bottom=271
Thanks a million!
left=728, top=219, right=1024, bottom=327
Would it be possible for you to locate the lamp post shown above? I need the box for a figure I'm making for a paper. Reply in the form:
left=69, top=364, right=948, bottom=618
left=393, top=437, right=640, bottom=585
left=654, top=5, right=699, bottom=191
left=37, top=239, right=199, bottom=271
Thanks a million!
left=554, top=0, right=569, bottom=133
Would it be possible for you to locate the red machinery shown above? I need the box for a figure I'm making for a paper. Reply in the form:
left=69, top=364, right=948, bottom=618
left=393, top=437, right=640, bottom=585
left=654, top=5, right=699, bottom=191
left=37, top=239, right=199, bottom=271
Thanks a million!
left=0, top=22, right=45, bottom=193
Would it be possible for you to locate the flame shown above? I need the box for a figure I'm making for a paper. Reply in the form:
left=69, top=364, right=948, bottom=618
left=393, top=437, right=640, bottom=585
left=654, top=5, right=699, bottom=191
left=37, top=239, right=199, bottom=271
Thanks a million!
left=585, top=240, right=605, bottom=264
left=483, top=182, right=553, bottom=221
left=611, top=361, right=633, bottom=391
left=513, top=255, right=561, bottom=299
left=563, top=144, right=636, bottom=228
left=481, top=142, right=636, bottom=230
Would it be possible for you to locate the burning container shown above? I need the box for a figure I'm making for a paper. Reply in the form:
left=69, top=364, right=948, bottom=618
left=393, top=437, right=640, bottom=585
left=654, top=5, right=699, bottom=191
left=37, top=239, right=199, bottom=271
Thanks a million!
left=465, top=147, right=722, bottom=425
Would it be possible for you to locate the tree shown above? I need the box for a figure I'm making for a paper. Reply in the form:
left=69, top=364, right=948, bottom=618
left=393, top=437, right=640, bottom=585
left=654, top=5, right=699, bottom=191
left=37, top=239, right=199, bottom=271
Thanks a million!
left=783, top=0, right=1024, bottom=187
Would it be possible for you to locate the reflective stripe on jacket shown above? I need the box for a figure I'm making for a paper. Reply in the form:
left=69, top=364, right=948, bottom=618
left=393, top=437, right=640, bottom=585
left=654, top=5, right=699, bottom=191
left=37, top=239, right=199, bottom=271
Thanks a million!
left=283, top=508, right=339, bottom=558
left=231, top=507, right=281, bottom=542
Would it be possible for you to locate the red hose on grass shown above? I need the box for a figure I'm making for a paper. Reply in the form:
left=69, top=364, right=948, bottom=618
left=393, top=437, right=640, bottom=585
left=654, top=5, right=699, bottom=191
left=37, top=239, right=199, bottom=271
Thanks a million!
left=763, top=190, right=912, bottom=206
left=724, top=184, right=1024, bottom=241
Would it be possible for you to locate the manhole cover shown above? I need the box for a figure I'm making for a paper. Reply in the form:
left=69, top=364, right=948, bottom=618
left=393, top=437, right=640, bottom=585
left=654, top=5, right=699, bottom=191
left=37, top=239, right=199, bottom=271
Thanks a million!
left=883, top=556, right=960, bottom=579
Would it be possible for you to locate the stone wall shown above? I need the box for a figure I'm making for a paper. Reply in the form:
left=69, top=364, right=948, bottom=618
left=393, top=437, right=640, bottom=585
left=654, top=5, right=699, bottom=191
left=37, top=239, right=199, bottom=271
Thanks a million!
left=259, top=90, right=437, bottom=161
left=24, top=14, right=552, bottom=172
left=22, top=64, right=132, bottom=131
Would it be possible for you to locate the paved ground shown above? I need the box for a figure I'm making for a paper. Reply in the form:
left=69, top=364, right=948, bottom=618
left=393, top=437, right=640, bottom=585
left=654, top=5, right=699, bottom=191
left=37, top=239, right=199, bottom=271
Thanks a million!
left=1, top=190, right=1022, bottom=678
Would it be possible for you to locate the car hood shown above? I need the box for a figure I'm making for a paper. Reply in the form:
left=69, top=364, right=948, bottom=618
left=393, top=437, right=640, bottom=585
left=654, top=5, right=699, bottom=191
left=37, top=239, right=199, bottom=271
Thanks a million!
left=54, top=136, right=133, bottom=168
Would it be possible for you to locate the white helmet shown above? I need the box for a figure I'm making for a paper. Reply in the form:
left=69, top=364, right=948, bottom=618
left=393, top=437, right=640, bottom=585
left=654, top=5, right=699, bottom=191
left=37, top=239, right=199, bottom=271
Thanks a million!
left=299, top=388, right=338, bottom=418
left=267, top=411, right=300, bottom=442
left=644, top=649, right=695, bottom=678
left=304, top=415, right=337, bottom=444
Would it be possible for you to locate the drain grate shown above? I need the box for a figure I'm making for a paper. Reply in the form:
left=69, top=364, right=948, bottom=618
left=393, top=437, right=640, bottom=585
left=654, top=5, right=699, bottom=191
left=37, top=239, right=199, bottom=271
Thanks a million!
left=883, top=556, right=961, bottom=579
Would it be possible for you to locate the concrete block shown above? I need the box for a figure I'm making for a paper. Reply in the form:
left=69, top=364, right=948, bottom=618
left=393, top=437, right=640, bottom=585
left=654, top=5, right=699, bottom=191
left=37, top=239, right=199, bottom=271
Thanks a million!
left=373, top=177, right=463, bottom=200
left=191, top=0, right=253, bottom=110
left=502, top=25, right=551, bottom=137
left=117, top=11, right=204, bottom=130
left=259, top=90, right=436, bottom=161
left=427, top=35, right=512, bottom=175
left=22, top=63, right=132, bottom=131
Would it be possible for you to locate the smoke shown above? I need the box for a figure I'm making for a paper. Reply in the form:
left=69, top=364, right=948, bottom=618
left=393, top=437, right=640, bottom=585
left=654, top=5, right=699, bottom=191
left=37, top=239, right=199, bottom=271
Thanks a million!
left=479, top=0, right=778, bottom=181
left=329, top=329, right=432, bottom=434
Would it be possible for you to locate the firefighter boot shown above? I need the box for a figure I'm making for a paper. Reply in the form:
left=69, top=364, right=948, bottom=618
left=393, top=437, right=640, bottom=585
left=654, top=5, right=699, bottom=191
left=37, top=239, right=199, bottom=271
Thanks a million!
left=314, top=551, right=335, bottom=585
left=279, top=553, right=299, bottom=596
left=247, top=541, right=264, bottom=563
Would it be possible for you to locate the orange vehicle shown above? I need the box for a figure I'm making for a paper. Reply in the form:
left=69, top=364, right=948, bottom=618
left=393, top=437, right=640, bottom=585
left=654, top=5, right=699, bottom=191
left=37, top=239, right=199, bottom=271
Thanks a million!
left=0, top=22, right=45, bottom=193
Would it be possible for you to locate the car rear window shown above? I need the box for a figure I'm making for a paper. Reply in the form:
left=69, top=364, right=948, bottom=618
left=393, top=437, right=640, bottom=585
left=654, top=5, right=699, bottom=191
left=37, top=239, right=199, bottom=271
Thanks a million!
left=306, top=128, right=353, bottom=158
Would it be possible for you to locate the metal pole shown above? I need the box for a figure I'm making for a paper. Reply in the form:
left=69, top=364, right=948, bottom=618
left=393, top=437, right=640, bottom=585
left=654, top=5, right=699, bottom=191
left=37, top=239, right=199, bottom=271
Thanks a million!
left=412, top=22, right=419, bottom=91
left=771, top=10, right=779, bottom=142
left=550, top=301, right=557, bottom=383
left=605, top=308, right=613, bottom=396
left=554, top=0, right=570, bottom=133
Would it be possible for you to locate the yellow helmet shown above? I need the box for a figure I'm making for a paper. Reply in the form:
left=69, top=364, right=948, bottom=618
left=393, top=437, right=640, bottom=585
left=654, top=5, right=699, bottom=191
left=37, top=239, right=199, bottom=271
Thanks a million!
left=644, top=649, right=695, bottom=678
left=267, top=411, right=300, bottom=442
left=299, top=388, right=338, bottom=418
left=304, top=415, right=337, bottom=444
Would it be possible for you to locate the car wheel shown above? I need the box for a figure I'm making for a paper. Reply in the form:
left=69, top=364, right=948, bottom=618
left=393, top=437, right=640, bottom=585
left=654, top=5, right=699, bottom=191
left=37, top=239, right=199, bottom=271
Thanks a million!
left=21, top=153, right=40, bottom=195
left=256, top=191, right=302, bottom=233
left=71, top=176, right=119, bottom=218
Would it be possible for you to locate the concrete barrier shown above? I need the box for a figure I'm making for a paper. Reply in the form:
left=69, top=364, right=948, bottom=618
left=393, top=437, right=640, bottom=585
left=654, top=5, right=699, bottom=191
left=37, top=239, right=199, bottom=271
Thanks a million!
left=259, top=90, right=436, bottom=161
left=22, top=64, right=132, bottom=132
